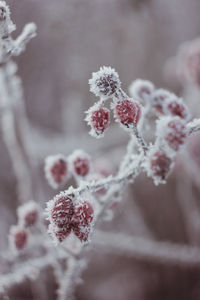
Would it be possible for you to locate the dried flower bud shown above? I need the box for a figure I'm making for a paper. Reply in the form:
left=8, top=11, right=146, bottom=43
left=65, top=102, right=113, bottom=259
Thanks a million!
left=9, top=225, right=28, bottom=251
left=47, top=192, right=94, bottom=243
left=129, top=79, right=154, bottom=102
left=166, top=98, right=190, bottom=120
left=151, top=89, right=172, bottom=114
left=44, top=154, right=69, bottom=189
left=113, top=99, right=142, bottom=129
left=50, top=194, right=74, bottom=228
left=51, top=224, right=72, bottom=243
left=89, top=66, right=121, bottom=99
left=73, top=200, right=94, bottom=227
left=17, top=201, right=39, bottom=227
left=73, top=224, right=91, bottom=242
left=85, top=104, right=110, bottom=138
left=146, top=150, right=174, bottom=185
left=156, top=117, right=187, bottom=153
left=69, top=150, right=91, bottom=177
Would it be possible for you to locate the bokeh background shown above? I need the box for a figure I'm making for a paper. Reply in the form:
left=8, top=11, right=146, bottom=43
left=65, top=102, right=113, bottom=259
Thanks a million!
left=1, top=0, right=200, bottom=299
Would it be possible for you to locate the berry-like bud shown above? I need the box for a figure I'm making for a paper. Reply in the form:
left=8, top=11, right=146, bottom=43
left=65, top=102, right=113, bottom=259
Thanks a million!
left=44, top=154, right=69, bottom=189
left=9, top=225, right=28, bottom=251
left=73, top=224, right=90, bottom=242
left=166, top=98, right=189, bottom=120
left=151, top=89, right=172, bottom=114
left=73, top=200, right=94, bottom=226
left=89, top=66, right=121, bottom=99
left=50, top=194, right=74, bottom=228
left=165, top=119, right=187, bottom=151
left=113, top=99, right=142, bottom=129
left=69, top=150, right=91, bottom=177
left=129, top=79, right=154, bottom=102
left=47, top=191, right=94, bottom=243
left=17, top=201, right=39, bottom=227
left=146, top=150, right=174, bottom=184
left=156, top=117, right=187, bottom=152
left=51, top=224, right=72, bottom=243
left=85, top=104, right=110, bottom=138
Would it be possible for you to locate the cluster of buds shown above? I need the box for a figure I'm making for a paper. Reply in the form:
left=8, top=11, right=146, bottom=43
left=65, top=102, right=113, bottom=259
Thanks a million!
left=44, top=150, right=91, bottom=189
left=46, top=191, right=94, bottom=243
left=9, top=201, right=40, bottom=251
left=86, top=66, right=142, bottom=138
left=144, top=115, right=188, bottom=185
left=46, top=66, right=193, bottom=247
left=129, top=79, right=190, bottom=121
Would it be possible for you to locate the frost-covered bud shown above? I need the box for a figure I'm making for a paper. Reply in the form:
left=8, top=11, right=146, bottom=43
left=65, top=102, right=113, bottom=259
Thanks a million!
left=72, top=200, right=94, bottom=242
left=73, top=224, right=91, bottom=242
left=151, top=89, right=172, bottom=114
left=17, top=201, right=39, bottom=227
left=166, top=98, right=190, bottom=120
left=73, top=200, right=94, bottom=227
left=49, top=193, right=74, bottom=228
left=44, top=154, right=69, bottom=189
left=0, top=1, right=16, bottom=38
left=129, top=79, right=154, bottom=102
left=157, top=117, right=187, bottom=152
left=69, top=150, right=91, bottom=177
left=9, top=225, right=28, bottom=251
left=146, top=150, right=174, bottom=184
left=50, top=224, right=72, bottom=243
left=89, top=66, right=121, bottom=99
left=85, top=104, right=110, bottom=138
left=113, top=99, right=142, bottom=129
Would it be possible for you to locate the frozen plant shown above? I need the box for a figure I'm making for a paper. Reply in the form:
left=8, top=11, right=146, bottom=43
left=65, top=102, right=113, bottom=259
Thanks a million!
left=2, top=2, right=200, bottom=300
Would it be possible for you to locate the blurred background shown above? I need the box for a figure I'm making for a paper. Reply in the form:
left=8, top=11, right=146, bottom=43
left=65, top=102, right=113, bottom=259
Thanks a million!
left=1, top=0, right=200, bottom=299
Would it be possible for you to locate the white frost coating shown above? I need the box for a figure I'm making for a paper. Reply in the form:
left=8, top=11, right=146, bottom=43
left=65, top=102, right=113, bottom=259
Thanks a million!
left=85, top=102, right=110, bottom=138
left=17, top=201, right=40, bottom=226
left=14, top=23, right=37, bottom=55
left=44, top=154, right=69, bottom=189
left=187, top=118, right=200, bottom=135
left=129, top=79, right=154, bottom=102
left=89, top=66, right=121, bottom=100
left=0, top=1, right=16, bottom=38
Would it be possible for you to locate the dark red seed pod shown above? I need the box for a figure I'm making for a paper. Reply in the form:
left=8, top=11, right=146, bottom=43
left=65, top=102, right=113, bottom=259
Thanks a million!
left=113, top=99, right=141, bottom=128
left=167, top=100, right=189, bottom=120
left=149, top=151, right=173, bottom=182
left=73, top=224, right=90, bottom=242
left=45, top=154, right=69, bottom=189
left=165, top=119, right=187, bottom=151
left=10, top=226, right=28, bottom=251
left=86, top=106, right=110, bottom=138
left=53, top=225, right=72, bottom=243
left=73, top=201, right=94, bottom=227
left=70, top=150, right=91, bottom=177
left=17, top=202, right=39, bottom=227
left=51, top=195, right=74, bottom=228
